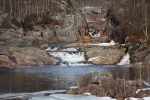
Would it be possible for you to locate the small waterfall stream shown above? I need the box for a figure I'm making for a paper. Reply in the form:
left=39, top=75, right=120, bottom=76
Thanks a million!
left=46, top=46, right=89, bottom=65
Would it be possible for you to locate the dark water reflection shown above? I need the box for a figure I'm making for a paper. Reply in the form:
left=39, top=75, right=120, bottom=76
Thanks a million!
left=0, top=65, right=149, bottom=94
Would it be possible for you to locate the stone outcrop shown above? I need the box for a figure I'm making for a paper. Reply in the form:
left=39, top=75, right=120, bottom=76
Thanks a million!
left=76, top=70, right=150, bottom=99
left=126, top=38, right=150, bottom=67
left=0, top=0, right=90, bottom=70
left=84, top=45, right=125, bottom=65
left=0, top=46, right=60, bottom=70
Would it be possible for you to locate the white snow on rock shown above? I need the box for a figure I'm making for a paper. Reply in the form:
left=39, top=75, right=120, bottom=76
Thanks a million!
left=117, top=53, right=130, bottom=65
left=136, top=88, right=150, bottom=94
left=88, top=56, right=99, bottom=61
left=89, top=31, right=101, bottom=38
left=83, top=93, right=91, bottom=96
left=87, top=40, right=115, bottom=46
left=144, top=82, right=150, bottom=86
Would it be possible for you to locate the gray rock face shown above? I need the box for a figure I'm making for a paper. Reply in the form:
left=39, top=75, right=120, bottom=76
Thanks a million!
left=3, top=0, right=88, bottom=43
left=0, top=13, right=11, bottom=28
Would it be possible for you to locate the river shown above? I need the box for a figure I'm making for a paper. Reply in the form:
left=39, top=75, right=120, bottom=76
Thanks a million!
left=0, top=65, right=132, bottom=94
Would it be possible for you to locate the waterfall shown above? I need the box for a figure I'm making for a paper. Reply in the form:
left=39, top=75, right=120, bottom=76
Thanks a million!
left=117, top=53, right=130, bottom=65
left=49, top=51, right=85, bottom=63
left=46, top=47, right=87, bottom=65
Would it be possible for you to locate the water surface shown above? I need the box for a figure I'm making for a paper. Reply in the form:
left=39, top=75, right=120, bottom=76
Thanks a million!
left=0, top=65, right=131, bottom=94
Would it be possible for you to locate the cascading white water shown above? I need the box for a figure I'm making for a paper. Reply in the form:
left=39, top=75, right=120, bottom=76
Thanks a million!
left=49, top=52, right=85, bottom=63
left=47, top=47, right=86, bottom=65
left=117, top=53, right=130, bottom=65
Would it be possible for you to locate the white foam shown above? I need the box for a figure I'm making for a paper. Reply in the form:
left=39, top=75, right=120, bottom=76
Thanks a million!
left=45, top=47, right=59, bottom=51
left=49, top=52, right=85, bottom=63
left=117, top=53, right=130, bottom=65
left=87, top=40, right=115, bottom=46
left=60, top=47, right=79, bottom=52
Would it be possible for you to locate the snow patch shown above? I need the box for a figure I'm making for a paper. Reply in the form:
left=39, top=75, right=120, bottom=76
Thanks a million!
left=117, top=53, right=130, bottom=65
left=88, top=56, right=99, bottom=61
left=89, top=31, right=101, bottom=38
left=83, top=93, right=91, bottom=96
left=144, top=82, right=150, bottom=86
left=136, top=88, right=150, bottom=94
left=87, top=40, right=115, bottom=46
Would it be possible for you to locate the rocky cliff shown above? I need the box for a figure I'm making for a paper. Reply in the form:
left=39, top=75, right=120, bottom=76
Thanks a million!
left=0, top=0, right=89, bottom=70
left=104, top=0, right=150, bottom=67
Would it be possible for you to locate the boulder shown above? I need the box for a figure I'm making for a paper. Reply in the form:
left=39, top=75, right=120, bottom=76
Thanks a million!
left=77, top=70, right=113, bottom=89
left=0, top=46, right=60, bottom=70
left=11, top=51, right=59, bottom=66
left=93, top=55, right=120, bottom=65
left=8, top=47, right=60, bottom=67
left=77, top=70, right=148, bottom=98
left=0, top=13, right=11, bottom=28
left=84, top=46, right=125, bottom=65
